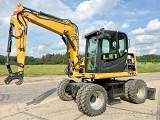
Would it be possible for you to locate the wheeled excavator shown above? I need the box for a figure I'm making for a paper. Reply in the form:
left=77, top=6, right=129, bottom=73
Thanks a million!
left=4, top=4, right=156, bottom=116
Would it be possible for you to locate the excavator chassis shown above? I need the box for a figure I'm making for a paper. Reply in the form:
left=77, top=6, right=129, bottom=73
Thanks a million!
left=57, top=79, right=156, bottom=116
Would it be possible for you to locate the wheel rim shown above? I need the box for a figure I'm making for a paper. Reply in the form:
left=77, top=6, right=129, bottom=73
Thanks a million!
left=64, top=85, right=71, bottom=97
left=89, top=91, right=105, bottom=110
left=136, top=85, right=145, bottom=99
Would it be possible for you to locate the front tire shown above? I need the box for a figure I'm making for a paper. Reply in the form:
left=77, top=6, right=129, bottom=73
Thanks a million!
left=57, top=79, right=73, bottom=101
left=77, top=84, right=107, bottom=116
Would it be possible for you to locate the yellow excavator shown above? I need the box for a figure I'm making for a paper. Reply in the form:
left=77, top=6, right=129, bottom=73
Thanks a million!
left=5, top=4, right=156, bottom=116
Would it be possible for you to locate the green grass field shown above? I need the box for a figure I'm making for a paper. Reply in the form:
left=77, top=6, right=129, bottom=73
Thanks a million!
left=0, top=65, right=67, bottom=75
left=0, top=64, right=160, bottom=75
left=137, top=64, right=160, bottom=73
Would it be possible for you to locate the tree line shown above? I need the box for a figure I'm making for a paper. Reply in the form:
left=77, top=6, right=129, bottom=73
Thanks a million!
left=137, top=54, right=160, bottom=62
left=0, top=54, right=160, bottom=65
left=0, top=53, right=68, bottom=65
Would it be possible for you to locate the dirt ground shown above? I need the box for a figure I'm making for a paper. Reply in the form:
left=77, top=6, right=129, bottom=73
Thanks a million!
left=0, top=73, right=160, bottom=120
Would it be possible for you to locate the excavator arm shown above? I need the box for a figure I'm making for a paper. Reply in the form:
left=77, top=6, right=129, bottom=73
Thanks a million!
left=5, top=4, right=83, bottom=85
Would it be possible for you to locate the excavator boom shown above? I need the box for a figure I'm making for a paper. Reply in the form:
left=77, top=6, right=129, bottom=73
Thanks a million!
left=5, top=4, right=83, bottom=85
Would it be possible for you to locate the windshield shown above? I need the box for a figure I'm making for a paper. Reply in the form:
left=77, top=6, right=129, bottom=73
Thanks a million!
left=101, top=32, right=127, bottom=60
left=86, top=37, right=98, bottom=71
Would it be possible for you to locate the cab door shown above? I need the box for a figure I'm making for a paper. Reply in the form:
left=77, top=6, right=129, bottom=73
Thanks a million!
left=98, top=31, right=128, bottom=73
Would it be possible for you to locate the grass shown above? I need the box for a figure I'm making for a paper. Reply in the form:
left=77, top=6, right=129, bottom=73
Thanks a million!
left=0, top=65, right=67, bottom=75
left=137, top=64, right=160, bottom=73
left=0, top=64, right=160, bottom=76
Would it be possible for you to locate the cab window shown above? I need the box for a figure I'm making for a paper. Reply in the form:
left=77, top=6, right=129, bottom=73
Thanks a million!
left=118, top=33, right=127, bottom=57
left=86, top=37, right=98, bottom=70
left=102, top=39, right=109, bottom=53
left=101, top=32, right=117, bottom=60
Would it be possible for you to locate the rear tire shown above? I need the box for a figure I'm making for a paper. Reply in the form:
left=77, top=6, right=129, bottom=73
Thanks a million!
left=57, top=79, right=73, bottom=101
left=129, top=79, right=147, bottom=104
left=77, top=84, right=107, bottom=116
left=121, top=80, right=132, bottom=101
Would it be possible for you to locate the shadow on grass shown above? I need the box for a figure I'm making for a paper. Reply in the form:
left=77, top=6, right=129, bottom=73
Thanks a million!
left=26, top=88, right=57, bottom=106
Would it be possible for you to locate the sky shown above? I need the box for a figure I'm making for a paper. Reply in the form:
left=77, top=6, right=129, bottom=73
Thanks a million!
left=0, top=0, right=160, bottom=57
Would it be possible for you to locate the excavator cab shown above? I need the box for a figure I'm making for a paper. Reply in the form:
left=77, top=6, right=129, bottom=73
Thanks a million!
left=85, top=29, right=133, bottom=74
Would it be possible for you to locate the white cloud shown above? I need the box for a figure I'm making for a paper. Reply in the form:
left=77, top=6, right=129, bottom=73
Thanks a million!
left=149, top=49, right=156, bottom=54
left=74, top=0, right=120, bottom=21
left=120, top=23, right=129, bottom=29
left=29, top=41, right=67, bottom=57
left=37, top=45, right=45, bottom=51
left=29, top=45, right=47, bottom=57
left=58, top=42, right=65, bottom=47
left=0, top=17, right=10, bottom=24
left=11, top=48, right=16, bottom=56
left=81, top=20, right=119, bottom=35
left=131, top=28, right=145, bottom=35
left=135, top=35, right=158, bottom=43
left=128, top=46, right=139, bottom=54
left=81, top=20, right=130, bottom=37
left=146, top=19, right=160, bottom=32
left=125, top=10, right=150, bottom=16
left=104, top=21, right=118, bottom=30
left=129, top=43, right=160, bottom=55
left=131, top=19, right=160, bottom=55
left=131, top=19, right=160, bottom=35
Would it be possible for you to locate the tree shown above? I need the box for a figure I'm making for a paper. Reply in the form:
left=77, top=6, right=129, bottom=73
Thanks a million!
left=0, top=55, right=5, bottom=64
